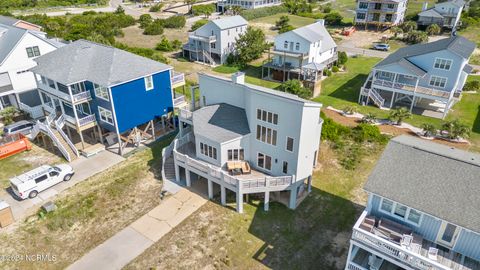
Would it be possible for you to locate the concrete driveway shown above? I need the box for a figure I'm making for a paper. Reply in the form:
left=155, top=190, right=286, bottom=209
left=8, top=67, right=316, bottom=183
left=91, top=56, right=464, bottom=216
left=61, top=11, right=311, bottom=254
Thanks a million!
left=338, top=45, right=390, bottom=58
left=0, top=150, right=124, bottom=224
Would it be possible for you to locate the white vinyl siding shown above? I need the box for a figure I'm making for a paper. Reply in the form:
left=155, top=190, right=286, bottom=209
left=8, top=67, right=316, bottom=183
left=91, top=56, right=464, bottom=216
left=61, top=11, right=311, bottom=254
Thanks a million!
left=98, top=106, right=114, bottom=125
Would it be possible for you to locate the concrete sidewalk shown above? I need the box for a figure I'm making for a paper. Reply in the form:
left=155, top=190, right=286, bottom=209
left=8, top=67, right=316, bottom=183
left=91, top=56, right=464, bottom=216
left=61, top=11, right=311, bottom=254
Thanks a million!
left=67, top=188, right=207, bottom=270
left=0, top=151, right=124, bottom=223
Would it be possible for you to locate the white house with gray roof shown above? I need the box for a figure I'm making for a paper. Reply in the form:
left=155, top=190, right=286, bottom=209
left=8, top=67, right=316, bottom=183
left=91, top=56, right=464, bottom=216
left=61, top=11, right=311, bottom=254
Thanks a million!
left=0, top=18, right=61, bottom=118
left=262, top=20, right=337, bottom=96
left=162, top=72, right=323, bottom=213
left=358, top=35, right=476, bottom=119
left=354, top=0, right=408, bottom=29
left=182, top=16, right=248, bottom=66
left=346, top=135, right=480, bottom=270
left=418, top=0, right=465, bottom=29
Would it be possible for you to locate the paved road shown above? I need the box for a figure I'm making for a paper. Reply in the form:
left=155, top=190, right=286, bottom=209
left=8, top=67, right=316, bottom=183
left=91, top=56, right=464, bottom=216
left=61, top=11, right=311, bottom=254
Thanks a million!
left=338, top=45, right=390, bottom=59
left=68, top=188, right=207, bottom=270
left=0, top=150, right=124, bottom=229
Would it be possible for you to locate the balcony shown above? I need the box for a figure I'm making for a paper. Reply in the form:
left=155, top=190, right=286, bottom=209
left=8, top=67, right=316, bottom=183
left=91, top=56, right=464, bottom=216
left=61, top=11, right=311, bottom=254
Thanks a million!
left=71, top=90, right=92, bottom=103
left=188, top=33, right=216, bottom=43
left=270, top=48, right=309, bottom=59
left=178, top=108, right=193, bottom=123
left=63, top=106, right=96, bottom=128
left=38, top=80, right=91, bottom=104
left=372, top=79, right=451, bottom=99
left=171, top=72, right=185, bottom=88
left=173, top=132, right=296, bottom=193
left=351, top=211, right=480, bottom=270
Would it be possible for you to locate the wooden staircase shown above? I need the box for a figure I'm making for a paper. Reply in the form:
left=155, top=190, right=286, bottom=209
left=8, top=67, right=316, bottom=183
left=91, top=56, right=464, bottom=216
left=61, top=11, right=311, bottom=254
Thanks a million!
left=51, top=129, right=77, bottom=161
left=163, top=156, right=176, bottom=181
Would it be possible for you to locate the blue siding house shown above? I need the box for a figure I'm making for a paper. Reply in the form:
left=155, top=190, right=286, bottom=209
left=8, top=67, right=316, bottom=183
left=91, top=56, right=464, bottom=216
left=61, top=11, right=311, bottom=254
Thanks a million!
left=346, top=135, right=480, bottom=270
left=358, top=36, right=476, bottom=119
left=30, top=40, right=185, bottom=158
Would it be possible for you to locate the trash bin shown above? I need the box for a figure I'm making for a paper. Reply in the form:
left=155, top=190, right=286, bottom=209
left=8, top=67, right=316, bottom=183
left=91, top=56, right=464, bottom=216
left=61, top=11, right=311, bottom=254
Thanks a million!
left=0, top=200, right=14, bottom=228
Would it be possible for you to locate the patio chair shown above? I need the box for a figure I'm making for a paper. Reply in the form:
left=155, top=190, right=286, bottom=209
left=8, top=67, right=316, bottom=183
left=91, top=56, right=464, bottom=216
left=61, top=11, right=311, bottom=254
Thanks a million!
left=241, top=161, right=251, bottom=174
left=401, top=234, right=413, bottom=248
left=410, top=243, right=422, bottom=254
left=428, top=247, right=439, bottom=261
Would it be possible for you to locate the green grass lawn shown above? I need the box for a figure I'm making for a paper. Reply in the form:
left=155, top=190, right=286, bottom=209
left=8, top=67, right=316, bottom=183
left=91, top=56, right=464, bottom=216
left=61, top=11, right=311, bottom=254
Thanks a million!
left=251, top=13, right=316, bottom=28
left=212, top=65, right=240, bottom=74
left=406, top=0, right=437, bottom=16
left=314, top=56, right=480, bottom=150
left=459, top=25, right=480, bottom=46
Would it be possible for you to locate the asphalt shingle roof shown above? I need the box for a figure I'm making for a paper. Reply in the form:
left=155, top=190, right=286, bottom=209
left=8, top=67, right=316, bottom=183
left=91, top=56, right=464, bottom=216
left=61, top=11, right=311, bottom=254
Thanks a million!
left=418, top=8, right=445, bottom=18
left=290, top=21, right=337, bottom=51
left=375, top=36, right=476, bottom=72
left=192, top=103, right=250, bottom=143
left=364, top=135, right=480, bottom=232
left=212, top=15, right=248, bottom=30
left=0, top=24, right=27, bottom=65
left=31, top=40, right=171, bottom=87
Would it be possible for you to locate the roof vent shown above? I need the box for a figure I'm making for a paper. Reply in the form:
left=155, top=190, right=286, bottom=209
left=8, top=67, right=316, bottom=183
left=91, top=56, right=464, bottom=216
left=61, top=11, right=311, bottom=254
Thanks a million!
left=232, top=72, right=245, bottom=85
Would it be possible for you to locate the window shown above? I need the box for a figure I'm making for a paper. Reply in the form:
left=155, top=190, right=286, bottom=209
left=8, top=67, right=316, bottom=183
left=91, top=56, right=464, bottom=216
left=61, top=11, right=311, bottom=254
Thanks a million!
left=256, top=109, right=278, bottom=124
left=379, top=71, right=393, bottom=79
left=295, top=42, right=300, bottom=50
left=35, top=174, right=48, bottom=184
left=357, top=13, right=366, bottom=20
left=359, top=2, right=368, bottom=8
left=380, top=197, right=423, bottom=225
left=47, top=79, right=56, bottom=89
left=257, top=153, right=272, bottom=170
left=144, top=75, right=154, bottom=91
left=200, top=142, right=217, bottom=159
left=94, top=84, right=109, bottom=101
left=227, top=149, right=244, bottom=160
left=282, top=161, right=288, bottom=174
left=211, top=42, right=216, bottom=49
left=429, top=76, right=447, bottom=88
left=98, top=106, right=114, bottom=125
left=380, top=198, right=394, bottom=213
left=387, top=3, right=395, bottom=9
left=26, top=46, right=41, bottom=58
left=284, top=41, right=288, bottom=49
left=49, top=171, right=59, bottom=177
left=394, top=204, right=407, bottom=218
left=256, top=125, right=277, bottom=145
left=434, top=58, right=452, bottom=70
left=286, top=137, right=294, bottom=152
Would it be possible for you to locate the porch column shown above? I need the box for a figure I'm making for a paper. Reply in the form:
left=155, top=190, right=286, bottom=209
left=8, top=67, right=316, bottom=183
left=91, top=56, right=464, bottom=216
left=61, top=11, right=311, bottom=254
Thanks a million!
left=264, top=191, right=270, bottom=211
left=207, top=179, right=213, bottom=199
left=390, top=92, right=395, bottom=108
left=150, top=120, right=155, bottom=140
left=68, top=85, right=84, bottom=149
left=175, top=163, right=180, bottom=182
left=116, top=131, right=123, bottom=156
left=345, top=242, right=355, bottom=267
left=288, top=185, right=297, bottom=209
left=307, top=176, right=312, bottom=193
left=220, top=185, right=226, bottom=205
left=236, top=182, right=243, bottom=213
left=161, top=116, right=166, bottom=131
left=410, top=95, right=416, bottom=112
left=97, top=125, right=104, bottom=144
left=442, top=100, right=451, bottom=119
left=185, top=169, right=191, bottom=187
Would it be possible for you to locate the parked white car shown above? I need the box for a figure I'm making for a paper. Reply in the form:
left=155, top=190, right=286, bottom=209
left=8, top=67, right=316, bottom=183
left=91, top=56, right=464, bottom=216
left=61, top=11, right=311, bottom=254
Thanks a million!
left=10, top=165, right=75, bottom=200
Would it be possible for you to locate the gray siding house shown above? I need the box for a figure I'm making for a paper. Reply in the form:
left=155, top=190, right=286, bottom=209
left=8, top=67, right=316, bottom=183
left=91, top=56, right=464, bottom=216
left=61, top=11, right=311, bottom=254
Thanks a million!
left=355, top=0, right=408, bottom=29
left=418, top=0, right=465, bottom=29
left=358, top=36, right=476, bottom=119
left=162, top=72, right=323, bottom=213
left=346, top=135, right=480, bottom=270
left=182, top=16, right=248, bottom=66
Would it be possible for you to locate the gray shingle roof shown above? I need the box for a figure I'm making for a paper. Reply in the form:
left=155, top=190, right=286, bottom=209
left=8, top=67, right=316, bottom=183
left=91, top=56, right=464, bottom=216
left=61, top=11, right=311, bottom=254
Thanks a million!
left=290, top=21, right=337, bottom=51
left=0, top=24, right=27, bottom=65
left=418, top=8, right=444, bottom=18
left=212, top=15, right=248, bottom=30
left=364, top=135, right=480, bottom=233
left=0, top=16, right=20, bottom=26
left=463, top=64, right=474, bottom=74
left=375, top=36, right=476, bottom=71
left=192, top=103, right=250, bottom=143
left=30, top=40, right=171, bottom=87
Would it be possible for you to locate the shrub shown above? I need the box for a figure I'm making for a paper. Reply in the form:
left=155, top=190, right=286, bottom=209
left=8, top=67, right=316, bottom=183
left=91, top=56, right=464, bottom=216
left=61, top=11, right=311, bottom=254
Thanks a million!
left=163, top=15, right=186, bottom=28
left=239, top=5, right=288, bottom=20
left=463, top=80, right=480, bottom=92
left=115, top=42, right=169, bottom=63
left=192, top=4, right=215, bottom=17
left=442, top=119, right=470, bottom=139
left=426, top=24, right=441, bottom=36
left=0, top=106, right=18, bottom=125
left=191, top=19, right=208, bottom=31
left=324, top=12, right=343, bottom=25
left=332, top=66, right=339, bottom=72
left=400, top=21, right=417, bottom=32
left=342, top=105, right=357, bottom=115
left=421, top=123, right=437, bottom=137
left=172, top=39, right=182, bottom=50
left=322, top=4, right=332, bottom=13
left=352, top=123, right=386, bottom=143
left=281, top=79, right=312, bottom=99
left=361, top=113, right=377, bottom=124
left=156, top=37, right=173, bottom=51
left=149, top=3, right=164, bottom=12
left=389, top=107, right=411, bottom=125
left=139, top=14, right=153, bottom=29
left=143, top=20, right=164, bottom=35
left=321, top=115, right=351, bottom=142
left=404, top=30, right=428, bottom=44
left=338, top=51, right=348, bottom=65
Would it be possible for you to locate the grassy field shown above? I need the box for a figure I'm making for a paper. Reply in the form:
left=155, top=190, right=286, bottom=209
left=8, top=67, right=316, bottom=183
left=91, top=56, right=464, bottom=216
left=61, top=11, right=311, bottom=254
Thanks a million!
left=127, top=140, right=384, bottom=270
left=0, top=135, right=174, bottom=270
left=251, top=13, right=316, bottom=28
left=459, top=25, right=480, bottom=46
left=314, top=56, right=480, bottom=150
left=0, top=144, right=62, bottom=190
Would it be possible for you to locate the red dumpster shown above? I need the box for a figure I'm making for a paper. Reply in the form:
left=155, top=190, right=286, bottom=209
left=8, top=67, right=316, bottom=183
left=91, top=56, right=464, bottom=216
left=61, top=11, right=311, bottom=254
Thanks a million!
left=0, top=133, right=32, bottom=160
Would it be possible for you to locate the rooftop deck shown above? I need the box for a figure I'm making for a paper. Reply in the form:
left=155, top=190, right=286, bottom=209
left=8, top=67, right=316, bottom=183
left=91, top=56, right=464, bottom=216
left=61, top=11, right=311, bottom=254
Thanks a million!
left=352, top=210, right=480, bottom=270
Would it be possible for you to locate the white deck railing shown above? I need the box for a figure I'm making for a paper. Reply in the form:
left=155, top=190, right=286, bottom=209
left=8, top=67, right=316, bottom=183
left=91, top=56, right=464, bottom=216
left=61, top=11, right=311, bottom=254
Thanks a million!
left=72, top=91, right=91, bottom=103
left=172, top=132, right=295, bottom=192
left=19, top=102, right=44, bottom=119
left=36, top=120, right=72, bottom=162
left=54, top=115, right=79, bottom=157
left=179, top=108, right=193, bottom=122
left=78, top=114, right=96, bottom=126
left=352, top=211, right=451, bottom=270
left=173, top=95, right=186, bottom=107
left=171, top=72, right=185, bottom=86
left=372, top=79, right=450, bottom=99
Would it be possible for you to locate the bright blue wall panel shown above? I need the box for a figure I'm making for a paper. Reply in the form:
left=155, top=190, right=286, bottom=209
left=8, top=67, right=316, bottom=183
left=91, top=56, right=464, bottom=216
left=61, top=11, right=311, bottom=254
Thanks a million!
left=86, top=81, right=116, bottom=133
left=111, top=70, right=173, bottom=133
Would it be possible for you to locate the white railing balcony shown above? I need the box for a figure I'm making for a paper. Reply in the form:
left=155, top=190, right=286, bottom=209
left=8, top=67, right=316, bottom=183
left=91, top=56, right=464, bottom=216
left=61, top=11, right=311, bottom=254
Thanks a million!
left=19, top=103, right=44, bottom=119
left=372, top=79, right=451, bottom=99
left=171, top=72, right=185, bottom=87
left=352, top=211, right=453, bottom=270
left=173, top=95, right=186, bottom=107
left=188, top=33, right=216, bottom=43
left=78, top=114, right=96, bottom=126
left=38, top=82, right=71, bottom=101
left=72, top=91, right=91, bottom=103
left=179, top=108, right=193, bottom=122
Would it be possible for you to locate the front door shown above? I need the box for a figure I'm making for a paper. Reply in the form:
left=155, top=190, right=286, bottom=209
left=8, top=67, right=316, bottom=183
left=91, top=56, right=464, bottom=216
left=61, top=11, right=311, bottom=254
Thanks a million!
left=436, top=221, right=460, bottom=247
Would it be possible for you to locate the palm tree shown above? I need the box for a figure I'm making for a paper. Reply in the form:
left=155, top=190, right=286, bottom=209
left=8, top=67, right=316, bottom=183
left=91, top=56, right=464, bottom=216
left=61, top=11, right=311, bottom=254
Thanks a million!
left=426, top=24, right=441, bottom=36
left=231, top=5, right=242, bottom=15
left=390, top=26, right=403, bottom=38
left=442, top=119, right=470, bottom=140
left=421, top=123, right=437, bottom=137
left=389, top=107, right=411, bottom=125
left=361, top=113, right=377, bottom=124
